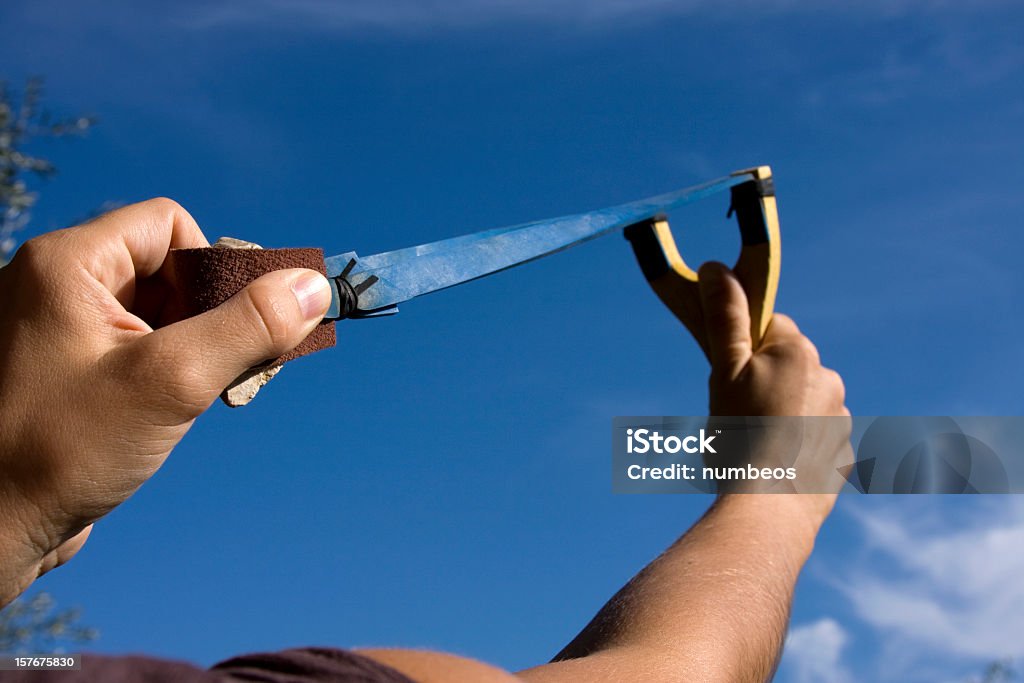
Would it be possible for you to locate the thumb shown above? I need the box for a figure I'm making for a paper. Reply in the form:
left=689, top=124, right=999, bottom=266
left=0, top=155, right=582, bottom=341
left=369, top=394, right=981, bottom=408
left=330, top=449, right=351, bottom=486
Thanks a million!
left=132, top=268, right=332, bottom=417
left=698, top=262, right=753, bottom=379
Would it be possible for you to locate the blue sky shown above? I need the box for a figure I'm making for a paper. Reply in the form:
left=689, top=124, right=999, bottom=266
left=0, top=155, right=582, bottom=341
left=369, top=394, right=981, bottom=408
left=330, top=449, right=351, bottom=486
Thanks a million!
left=2, top=1, right=1023, bottom=680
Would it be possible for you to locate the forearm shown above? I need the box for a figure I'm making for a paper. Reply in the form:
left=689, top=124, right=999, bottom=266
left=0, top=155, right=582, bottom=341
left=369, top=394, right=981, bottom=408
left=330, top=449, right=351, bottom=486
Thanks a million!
left=520, top=494, right=833, bottom=683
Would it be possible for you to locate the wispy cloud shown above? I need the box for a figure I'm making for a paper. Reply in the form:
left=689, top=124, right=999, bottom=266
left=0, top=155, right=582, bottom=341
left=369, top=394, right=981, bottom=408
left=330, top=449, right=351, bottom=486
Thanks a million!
left=172, top=0, right=1018, bottom=33
left=779, top=501, right=1024, bottom=682
left=838, top=500, right=1024, bottom=671
left=7, top=0, right=1019, bottom=39
left=174, top=0, right=704, bottom=32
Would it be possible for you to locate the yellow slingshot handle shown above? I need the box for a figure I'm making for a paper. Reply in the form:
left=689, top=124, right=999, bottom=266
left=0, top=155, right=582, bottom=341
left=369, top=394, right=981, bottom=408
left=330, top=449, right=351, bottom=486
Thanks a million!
left=624, top=166, right=781, bottom=358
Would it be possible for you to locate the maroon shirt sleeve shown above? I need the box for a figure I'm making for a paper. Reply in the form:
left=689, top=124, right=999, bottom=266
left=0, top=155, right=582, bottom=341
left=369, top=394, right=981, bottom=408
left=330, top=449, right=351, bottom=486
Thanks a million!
left=0, top=648, right=417, bottom=683
left=213, top=648, right=417, bottom=682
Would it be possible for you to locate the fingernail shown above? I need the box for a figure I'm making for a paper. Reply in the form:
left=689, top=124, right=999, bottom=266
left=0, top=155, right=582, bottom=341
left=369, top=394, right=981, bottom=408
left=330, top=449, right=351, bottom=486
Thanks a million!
left=291, top=271, right=332, bottom=320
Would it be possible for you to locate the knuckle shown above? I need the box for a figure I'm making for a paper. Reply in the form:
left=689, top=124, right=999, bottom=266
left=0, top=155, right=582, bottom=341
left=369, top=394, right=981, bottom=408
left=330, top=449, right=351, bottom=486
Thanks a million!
left=768, top=314, right=798, bottom=336
left=773, top=313, right=796, bottom=328
left=768, top=337, right=815, bottom=365
left=143, top=196, right=186, bottom=218
left=139, top=196, right=196, bottom=231
left=828, top=368, right=847, bottom=402
left=6, top=234, right=68, bottom=299
left=11, top=234, right=55, bottom=270
left=797, top=336, right=821, bottom=361
left=242, top=282, right=296, bottom=355
left=767, top=333, right=818, bottom=364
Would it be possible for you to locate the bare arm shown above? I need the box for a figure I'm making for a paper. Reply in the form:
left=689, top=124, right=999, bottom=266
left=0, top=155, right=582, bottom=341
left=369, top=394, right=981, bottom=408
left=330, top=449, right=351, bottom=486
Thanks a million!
left=518, top=263, right=848, bottom=683
left=352, top=499, right=825, bottom=683
left=358, top=493, right=826, bottom=683
left=518, top=495, right=829, bottom=683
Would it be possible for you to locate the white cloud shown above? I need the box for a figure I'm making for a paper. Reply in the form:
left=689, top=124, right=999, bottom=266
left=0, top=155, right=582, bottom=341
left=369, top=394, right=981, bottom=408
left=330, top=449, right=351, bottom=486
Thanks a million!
left=780, top=501, right=1024, bottom=682
left=841, top=499, right=1024, bottom=664
left=784, top=618, right=854, bottom=683
left=172, top=0, right=1017, bottom=33
left=175, top=0, right=703, bottom=32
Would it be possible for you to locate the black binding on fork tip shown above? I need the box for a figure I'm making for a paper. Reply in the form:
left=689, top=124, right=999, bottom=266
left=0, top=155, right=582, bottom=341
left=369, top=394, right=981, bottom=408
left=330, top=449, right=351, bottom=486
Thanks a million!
left=623, top=214, right=672, bottom=282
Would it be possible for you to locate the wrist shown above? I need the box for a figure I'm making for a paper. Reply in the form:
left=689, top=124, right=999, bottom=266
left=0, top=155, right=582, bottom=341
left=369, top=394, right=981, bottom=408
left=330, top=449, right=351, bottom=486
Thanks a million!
left=712, top=493, right=835, bottom=555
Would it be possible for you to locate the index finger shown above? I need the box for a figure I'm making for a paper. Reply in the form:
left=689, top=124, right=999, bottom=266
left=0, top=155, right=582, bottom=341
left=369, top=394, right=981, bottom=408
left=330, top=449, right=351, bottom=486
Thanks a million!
left=69, top=197, right=209, bottom=304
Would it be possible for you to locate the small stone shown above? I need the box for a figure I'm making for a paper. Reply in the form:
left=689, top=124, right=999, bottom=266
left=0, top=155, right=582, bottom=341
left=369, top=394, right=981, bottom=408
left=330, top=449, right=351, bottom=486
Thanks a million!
left=222, top=361, right=284, bottom=408
left=213, top=236, right=263, bottom=250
